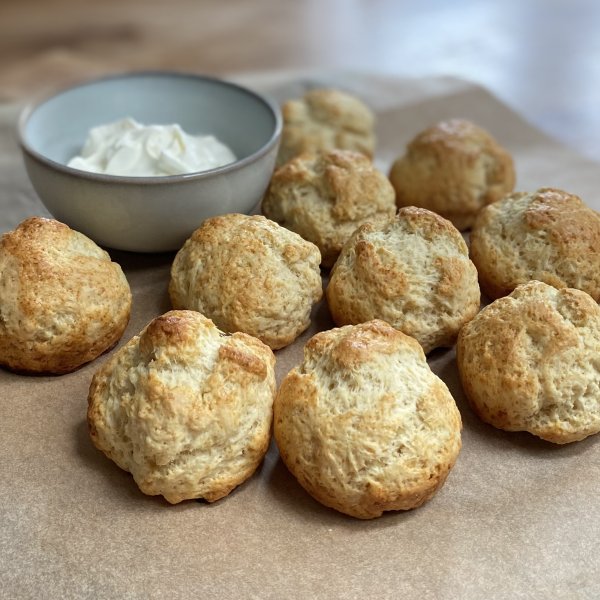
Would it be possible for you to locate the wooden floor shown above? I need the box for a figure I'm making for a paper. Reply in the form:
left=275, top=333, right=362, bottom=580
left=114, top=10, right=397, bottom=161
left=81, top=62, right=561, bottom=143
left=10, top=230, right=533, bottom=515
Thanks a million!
left=2, top=0, right=600, bottom=159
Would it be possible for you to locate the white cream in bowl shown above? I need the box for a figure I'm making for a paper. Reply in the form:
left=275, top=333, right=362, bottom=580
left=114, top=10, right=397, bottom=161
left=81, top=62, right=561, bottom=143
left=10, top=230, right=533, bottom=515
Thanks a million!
left=19, top=71, right=282, bottom=252
left=68, top=117, right=237, bottom=177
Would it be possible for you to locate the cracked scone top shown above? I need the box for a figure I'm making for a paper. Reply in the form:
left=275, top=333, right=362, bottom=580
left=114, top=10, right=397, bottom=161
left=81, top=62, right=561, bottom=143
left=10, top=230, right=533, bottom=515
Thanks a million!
left=457, top=281, right=600, bottom=444
left=470, top=187, right=600, bottom=300
left=0, top=216, right=131, bottom=374
left=169, top=214, right=322, bottom=349
left=326, top=207, right=480, bottom=353
left=87, top=310, right=276, bottom=503
left=389, top=118, right=515, bottom=230
left=274, top=320, right=462, bottom=519
left=262, top=149, right=396, bottom=267
left=277, top=89, right=375, bottom=166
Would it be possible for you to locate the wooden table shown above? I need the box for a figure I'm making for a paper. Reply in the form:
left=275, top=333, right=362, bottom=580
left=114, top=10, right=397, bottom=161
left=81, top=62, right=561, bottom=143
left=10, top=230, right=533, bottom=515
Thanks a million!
left=2, top=0, right=600, bottom=160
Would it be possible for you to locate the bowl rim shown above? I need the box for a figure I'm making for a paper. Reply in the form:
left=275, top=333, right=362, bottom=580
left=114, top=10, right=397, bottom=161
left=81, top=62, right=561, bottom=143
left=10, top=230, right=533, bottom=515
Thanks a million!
left=17, top=70, right=283, bottom=185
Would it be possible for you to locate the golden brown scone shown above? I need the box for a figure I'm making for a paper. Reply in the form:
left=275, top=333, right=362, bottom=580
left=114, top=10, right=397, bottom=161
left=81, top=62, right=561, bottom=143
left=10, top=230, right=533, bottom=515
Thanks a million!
left=0, top=217, right=131, bottom=374
left=277, top=89, right=375, bottom=166
left=389, top=118, right=515, bottom=230
left=326, top=207, right=480, bottom=353
left=470, top=187, right=600, bottom=301
left=274, top=320, right=462, bottom=519
left=169, top=214, right=322, bottom=349
left=88, top=310, right=276, bottom=503
left=262, top=150, right=396, bottom=267
left=457, top=281, right=600, bottom=444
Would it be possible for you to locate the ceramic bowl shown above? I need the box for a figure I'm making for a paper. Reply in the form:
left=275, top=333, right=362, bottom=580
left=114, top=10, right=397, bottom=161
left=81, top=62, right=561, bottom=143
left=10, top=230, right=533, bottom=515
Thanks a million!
left=18, top=72, right=282, bottom=252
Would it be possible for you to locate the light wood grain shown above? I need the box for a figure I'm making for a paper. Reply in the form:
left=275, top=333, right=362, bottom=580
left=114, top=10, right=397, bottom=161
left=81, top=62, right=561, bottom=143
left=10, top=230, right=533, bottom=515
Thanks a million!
left=2, top=0, right=600, bottom=159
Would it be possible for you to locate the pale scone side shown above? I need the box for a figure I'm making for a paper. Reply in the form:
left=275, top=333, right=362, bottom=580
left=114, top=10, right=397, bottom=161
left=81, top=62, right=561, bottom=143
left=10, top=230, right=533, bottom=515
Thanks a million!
left=88, top=310, right=276, bottom=503
left=274, top=320, right=462, bottom=519
left=457, top=281, right=600, bottom=443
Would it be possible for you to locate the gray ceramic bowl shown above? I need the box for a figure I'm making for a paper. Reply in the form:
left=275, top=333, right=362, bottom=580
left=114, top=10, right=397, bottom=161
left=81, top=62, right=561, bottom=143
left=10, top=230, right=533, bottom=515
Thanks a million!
left=18, top=72, right=282, bottom=252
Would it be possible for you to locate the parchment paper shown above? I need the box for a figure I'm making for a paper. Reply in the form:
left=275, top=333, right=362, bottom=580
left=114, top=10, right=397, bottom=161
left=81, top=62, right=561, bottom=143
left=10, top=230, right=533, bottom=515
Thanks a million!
left=1, top=72, right=599, bottom=600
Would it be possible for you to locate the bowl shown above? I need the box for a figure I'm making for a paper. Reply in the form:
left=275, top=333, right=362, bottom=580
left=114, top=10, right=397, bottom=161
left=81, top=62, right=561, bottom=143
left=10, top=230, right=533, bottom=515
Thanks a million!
left=18, top=72, right=282, bottom=252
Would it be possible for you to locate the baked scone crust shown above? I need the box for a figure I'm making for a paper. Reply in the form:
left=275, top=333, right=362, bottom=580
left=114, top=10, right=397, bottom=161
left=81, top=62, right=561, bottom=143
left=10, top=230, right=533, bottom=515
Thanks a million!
left=278, top=89, right=375, bottom=166
left=274, top=320, right=462, bottom=519
left=457, top=281, right=600, bottom=444
left=262, top=150, right=396, bottom=267
left=169, top=214, right=322, bottom=349
left=326, top=207, right=480, bottom=353
left=88, top=310, right=276, bottom=503
left=0, top=217, right=131, bottom=374
left=470, top=187, right=600, bottom=300
left=389, top=118, right=515, bottom=230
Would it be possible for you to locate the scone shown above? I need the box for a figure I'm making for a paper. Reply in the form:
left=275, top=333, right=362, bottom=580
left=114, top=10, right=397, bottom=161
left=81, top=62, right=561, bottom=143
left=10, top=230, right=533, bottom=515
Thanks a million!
left=274, top=320, right=462, bottom=519
left=326, top=207, right=480, bottom=353
left=457, top=281, right=600, bottom=444
left=277, top=88, right=375, bottom=166
left=262, top=150, right=396, bottom=267
left=389, top=118, right=515, bottom=230
left=0, top=217, right=131, bottom=374
left=470, top=187, right=600, bottom=300
left=169, top=214, right=322, bottom=349
left=88, top=310, right=276, bottom=503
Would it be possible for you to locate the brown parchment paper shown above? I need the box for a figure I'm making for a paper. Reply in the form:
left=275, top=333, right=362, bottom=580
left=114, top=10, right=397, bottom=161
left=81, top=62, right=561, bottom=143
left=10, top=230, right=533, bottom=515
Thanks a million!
left=1, top=72, right=600, bottom=600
